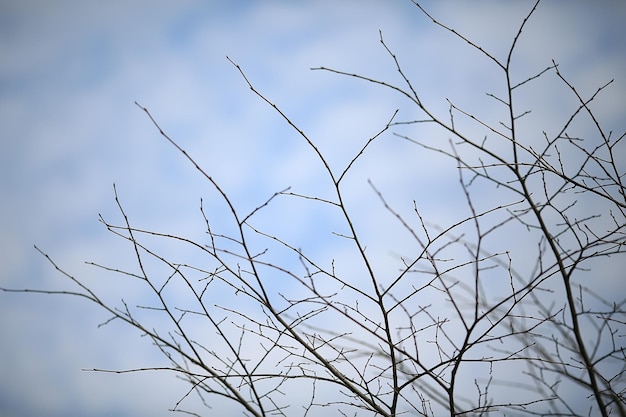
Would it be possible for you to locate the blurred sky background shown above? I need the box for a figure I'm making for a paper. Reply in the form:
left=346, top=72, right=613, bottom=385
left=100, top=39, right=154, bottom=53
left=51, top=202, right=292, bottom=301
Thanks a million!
left=1, top=1, right=625, bottom=416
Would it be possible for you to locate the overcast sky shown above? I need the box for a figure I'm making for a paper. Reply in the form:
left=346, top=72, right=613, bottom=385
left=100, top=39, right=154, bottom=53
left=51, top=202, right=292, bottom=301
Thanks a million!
left=1, top=1, right=625, bottom=416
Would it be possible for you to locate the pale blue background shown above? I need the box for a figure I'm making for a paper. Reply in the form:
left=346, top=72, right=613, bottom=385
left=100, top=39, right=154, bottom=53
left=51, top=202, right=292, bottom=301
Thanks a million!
left=1, top=1, right=625, bottom=416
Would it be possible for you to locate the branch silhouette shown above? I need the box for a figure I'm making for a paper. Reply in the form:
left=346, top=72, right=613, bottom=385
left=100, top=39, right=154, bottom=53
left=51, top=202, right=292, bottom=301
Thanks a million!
left=3, top=1, right=624, bottom=416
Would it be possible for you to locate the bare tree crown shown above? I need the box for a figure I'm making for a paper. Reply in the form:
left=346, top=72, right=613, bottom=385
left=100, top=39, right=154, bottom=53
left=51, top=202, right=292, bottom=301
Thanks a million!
left=3, top=1, right=625, bottom=416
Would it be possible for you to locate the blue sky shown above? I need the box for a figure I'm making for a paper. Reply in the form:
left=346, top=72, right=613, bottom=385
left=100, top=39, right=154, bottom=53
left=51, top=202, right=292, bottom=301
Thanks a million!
left=1, top=1, right=625, bottom=416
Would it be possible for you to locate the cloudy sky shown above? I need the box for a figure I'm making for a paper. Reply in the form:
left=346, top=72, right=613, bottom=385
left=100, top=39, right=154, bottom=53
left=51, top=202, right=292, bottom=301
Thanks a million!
left=1, top=1, right=625, bottom=416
